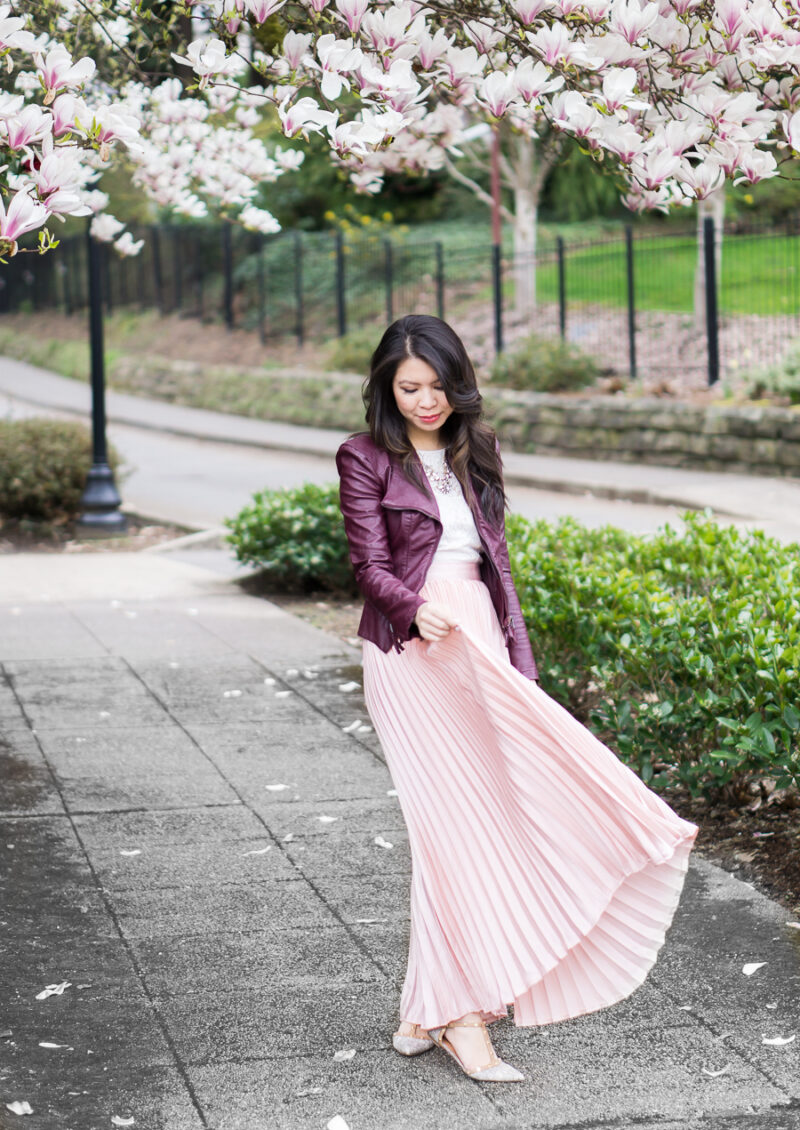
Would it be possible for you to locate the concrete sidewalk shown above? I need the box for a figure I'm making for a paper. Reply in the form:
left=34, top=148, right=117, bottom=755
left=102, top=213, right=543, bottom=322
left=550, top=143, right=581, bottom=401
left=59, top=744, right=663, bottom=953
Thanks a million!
left=2, top=551, right=800, bottom=1130
left=2, top=357, right=800, bottom=541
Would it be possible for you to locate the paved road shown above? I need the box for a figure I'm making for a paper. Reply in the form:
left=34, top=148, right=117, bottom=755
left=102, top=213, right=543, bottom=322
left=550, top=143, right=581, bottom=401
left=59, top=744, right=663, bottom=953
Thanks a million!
left=0, top=392, right=761, bottom=539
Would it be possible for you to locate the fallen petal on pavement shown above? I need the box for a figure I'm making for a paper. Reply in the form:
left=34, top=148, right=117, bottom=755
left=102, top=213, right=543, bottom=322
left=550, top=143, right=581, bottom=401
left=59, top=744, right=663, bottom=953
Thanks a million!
left=374, top=836, right=393, bottom=849
left=338, top=682, right=360, bottom=692
left=701, top=1063, right=731, bottom=1077
left=742, top=962, right=766, bottom=976
left=5, top=1101, right=33, bottom=1115
left=265, top=783, right=289, bottom=791
left=242, top=847, right=271, bottom=856
left=35, top=982, right=71, bottom=1000
left=762, top=1034, right=796, bottom=1045
left=333, top=1048, right=356, bottom=1061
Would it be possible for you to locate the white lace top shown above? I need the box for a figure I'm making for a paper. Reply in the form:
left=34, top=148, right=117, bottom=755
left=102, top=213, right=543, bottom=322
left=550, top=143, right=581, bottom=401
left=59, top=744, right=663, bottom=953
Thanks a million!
left=417, top=447, right=482, bottom=565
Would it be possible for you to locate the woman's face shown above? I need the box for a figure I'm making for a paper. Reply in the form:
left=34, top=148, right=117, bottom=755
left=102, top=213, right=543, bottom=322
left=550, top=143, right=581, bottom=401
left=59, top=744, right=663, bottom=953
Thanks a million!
left=392, top=356, right=453, bottom=448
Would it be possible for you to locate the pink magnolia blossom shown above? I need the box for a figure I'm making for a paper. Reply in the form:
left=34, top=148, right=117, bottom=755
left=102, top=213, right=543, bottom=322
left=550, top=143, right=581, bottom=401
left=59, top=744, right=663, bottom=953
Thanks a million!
left=278, top=95, right=338, bottom=138
left=282, top=31, right=313, bottom=70
left=608, top=0, right=659, bottom=45
left=512, top=0, right=554, bottom=24
left=0, top=187, right=48, bottom=248
left=478, top=72, right=518, bottom=118
left=4, top=104, right=52, bottom=150
left=245, top=0, right=288, bottom=20
left=115, top=231, right=145, bottom=256
left=34, top=46, right=95, bottom=105
left=335, top=0, right=370, bottom=34
left=0, top=4, right=36, bottom=53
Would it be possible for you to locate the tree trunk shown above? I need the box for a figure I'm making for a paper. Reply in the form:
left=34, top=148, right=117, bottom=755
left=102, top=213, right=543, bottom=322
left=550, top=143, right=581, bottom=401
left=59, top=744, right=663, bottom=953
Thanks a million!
left=508, top=132, right=555, bottom=321
left=694, top=186, right=725, bottom=331
left=513, top=178, right=538, bottom=318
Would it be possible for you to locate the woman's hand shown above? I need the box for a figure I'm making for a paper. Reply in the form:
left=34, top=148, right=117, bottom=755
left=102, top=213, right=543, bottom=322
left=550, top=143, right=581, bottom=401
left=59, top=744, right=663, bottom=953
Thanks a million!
left=414, top=601, right=459, bottom=642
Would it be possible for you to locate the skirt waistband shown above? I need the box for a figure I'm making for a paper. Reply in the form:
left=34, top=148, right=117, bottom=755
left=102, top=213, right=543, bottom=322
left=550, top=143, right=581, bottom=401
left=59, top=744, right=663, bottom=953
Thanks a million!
left=424, top=560, right=482, bottom=582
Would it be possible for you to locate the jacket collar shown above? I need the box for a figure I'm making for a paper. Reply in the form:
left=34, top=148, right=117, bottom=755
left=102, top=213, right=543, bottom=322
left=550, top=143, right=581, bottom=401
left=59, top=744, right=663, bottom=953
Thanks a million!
left=381, top=452, right=440, bottom=522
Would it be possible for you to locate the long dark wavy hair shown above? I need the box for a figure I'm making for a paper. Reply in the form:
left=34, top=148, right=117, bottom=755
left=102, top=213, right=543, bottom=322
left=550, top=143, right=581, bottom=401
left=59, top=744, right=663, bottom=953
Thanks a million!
left=363, top=314, right=506, bottom=527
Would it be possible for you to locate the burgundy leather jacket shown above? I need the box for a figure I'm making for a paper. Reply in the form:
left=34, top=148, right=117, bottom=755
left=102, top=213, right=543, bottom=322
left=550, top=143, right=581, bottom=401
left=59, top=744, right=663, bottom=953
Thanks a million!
left=336, top=432, right=538, bottom=681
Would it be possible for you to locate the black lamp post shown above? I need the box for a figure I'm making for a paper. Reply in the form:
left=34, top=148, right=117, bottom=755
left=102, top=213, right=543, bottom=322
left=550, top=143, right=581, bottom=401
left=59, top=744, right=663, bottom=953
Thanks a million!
left=76, top=225, right=127, bottom=536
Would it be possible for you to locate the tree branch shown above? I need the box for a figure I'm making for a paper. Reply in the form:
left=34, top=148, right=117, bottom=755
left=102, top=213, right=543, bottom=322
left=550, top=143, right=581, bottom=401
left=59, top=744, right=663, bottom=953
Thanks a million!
left=441, top=151, right=514, bottom=222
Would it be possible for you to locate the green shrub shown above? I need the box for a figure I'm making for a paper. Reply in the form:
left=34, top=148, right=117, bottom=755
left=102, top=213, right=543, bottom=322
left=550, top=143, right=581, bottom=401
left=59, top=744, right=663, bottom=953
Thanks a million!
left=324, top=327, right=378, bottom=375
left=488, top=333, right=601, bottom=392
left=508, top=510, right=799, bottom=804
left=224, top=482, right=357, bottom=595
left=744, top=339, right=800, bottom=405
left=225, top=482, right=799, bottom=803
left=0, top=417, right=123, bottom=524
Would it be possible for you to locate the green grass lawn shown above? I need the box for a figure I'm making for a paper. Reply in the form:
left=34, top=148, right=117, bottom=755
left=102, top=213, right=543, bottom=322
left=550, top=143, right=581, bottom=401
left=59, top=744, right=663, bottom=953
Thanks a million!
left=527, top=230, right=800, bottom=316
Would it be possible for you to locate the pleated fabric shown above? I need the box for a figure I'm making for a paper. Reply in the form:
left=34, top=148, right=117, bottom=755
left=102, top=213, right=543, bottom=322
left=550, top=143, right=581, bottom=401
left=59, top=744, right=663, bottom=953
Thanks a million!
left=361, top=562, right=699, bottom=1030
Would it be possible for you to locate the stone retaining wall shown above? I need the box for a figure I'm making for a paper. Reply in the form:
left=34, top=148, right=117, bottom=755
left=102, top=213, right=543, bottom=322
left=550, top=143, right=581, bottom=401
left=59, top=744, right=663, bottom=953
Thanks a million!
left=112, top=359, right=800, bottom=478
left=485, top=389, right=800, bottom=478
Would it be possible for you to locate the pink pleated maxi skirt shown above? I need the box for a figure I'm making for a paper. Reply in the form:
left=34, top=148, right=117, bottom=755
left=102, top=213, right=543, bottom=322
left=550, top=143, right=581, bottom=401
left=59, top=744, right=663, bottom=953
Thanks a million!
left=361, top=560, right=699, bottom=1031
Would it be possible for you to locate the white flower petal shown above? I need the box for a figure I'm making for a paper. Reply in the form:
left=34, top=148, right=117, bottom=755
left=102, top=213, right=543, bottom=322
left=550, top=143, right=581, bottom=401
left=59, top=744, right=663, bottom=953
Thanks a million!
left=743, top=962, right=766, bottom=976
left=275, top=690, right=291, bottom=699
left=282, top=833, right=294, bottom=842
left=285, top=668, right=299, bottom=678
left=119, top=849, right=141, bottom=857
left=38, top=1042, right=69, bottom=1048
left=374, top=835, right=393, bottom=849
left=338, top=681, right=360, bottom=693
left=327, top=1118, right=351, bottom=1130
left=333, top=1048, right=356, bottom=1061
left=318, top=815, right=338, bottom=823
left=386, top=789, right=398, bottom=797
left=342, top=720, right=361, bottom=733
left=357, top=725, right=372, bottom=734
left=34, top=982, right=71, bottom=1000
left=242, top=847, right=271, bottom=856
left=5, top=1101, right=33, bottom=1115
left=264, top=677, right=276, bottom=686
left=265, top=783, right=290, bottom=791
left=762, top=1034, right=796, bottom=1046
left=111, top=1118, right=136, bottom=1127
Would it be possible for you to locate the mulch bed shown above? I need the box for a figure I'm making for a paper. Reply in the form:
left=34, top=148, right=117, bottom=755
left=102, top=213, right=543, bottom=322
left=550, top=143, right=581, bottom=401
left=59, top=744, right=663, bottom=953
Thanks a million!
left=0, top=514, right=191, bottom=555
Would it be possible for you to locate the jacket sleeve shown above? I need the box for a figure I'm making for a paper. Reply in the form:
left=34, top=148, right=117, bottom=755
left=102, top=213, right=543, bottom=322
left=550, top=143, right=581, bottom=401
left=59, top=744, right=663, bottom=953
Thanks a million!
left=497, top=520, right=539, bottom=682
left=336, top=442, right=426, bottom=644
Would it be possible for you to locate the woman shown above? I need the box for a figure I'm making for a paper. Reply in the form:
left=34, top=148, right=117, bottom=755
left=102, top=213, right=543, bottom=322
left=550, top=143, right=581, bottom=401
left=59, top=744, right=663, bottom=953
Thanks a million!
left=335, top=314, right=699, bottom=1084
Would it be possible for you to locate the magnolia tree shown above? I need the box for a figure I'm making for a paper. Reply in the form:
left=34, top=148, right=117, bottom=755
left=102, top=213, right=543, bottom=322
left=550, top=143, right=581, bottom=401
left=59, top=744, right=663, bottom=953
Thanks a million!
left=2, top=0, right=800, bottom=269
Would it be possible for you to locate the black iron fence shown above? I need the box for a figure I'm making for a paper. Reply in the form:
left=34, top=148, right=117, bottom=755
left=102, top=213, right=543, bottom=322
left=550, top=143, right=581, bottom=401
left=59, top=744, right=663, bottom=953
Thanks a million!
left=2, top=217, right=799, bottom=387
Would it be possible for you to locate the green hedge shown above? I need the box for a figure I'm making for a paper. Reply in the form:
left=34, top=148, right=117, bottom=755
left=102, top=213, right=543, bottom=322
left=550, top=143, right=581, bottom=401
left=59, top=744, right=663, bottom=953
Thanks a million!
left=224, top=482, right=357, bottom=595
left=0, top=417, right=123, bottom=525
left=225, top=483, right=800, bottom=803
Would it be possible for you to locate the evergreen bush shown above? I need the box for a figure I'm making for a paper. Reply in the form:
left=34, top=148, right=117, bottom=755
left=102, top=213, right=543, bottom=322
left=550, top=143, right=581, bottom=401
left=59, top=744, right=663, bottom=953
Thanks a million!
left=744, top=339, right=800, bottom=405
left=324, top=327, right=378, bottom=375
left=489, top=333, right=601, bottom=392
left=0, top=417, right=123, bottom=525
left=224, top=482, right=357, bottom=595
